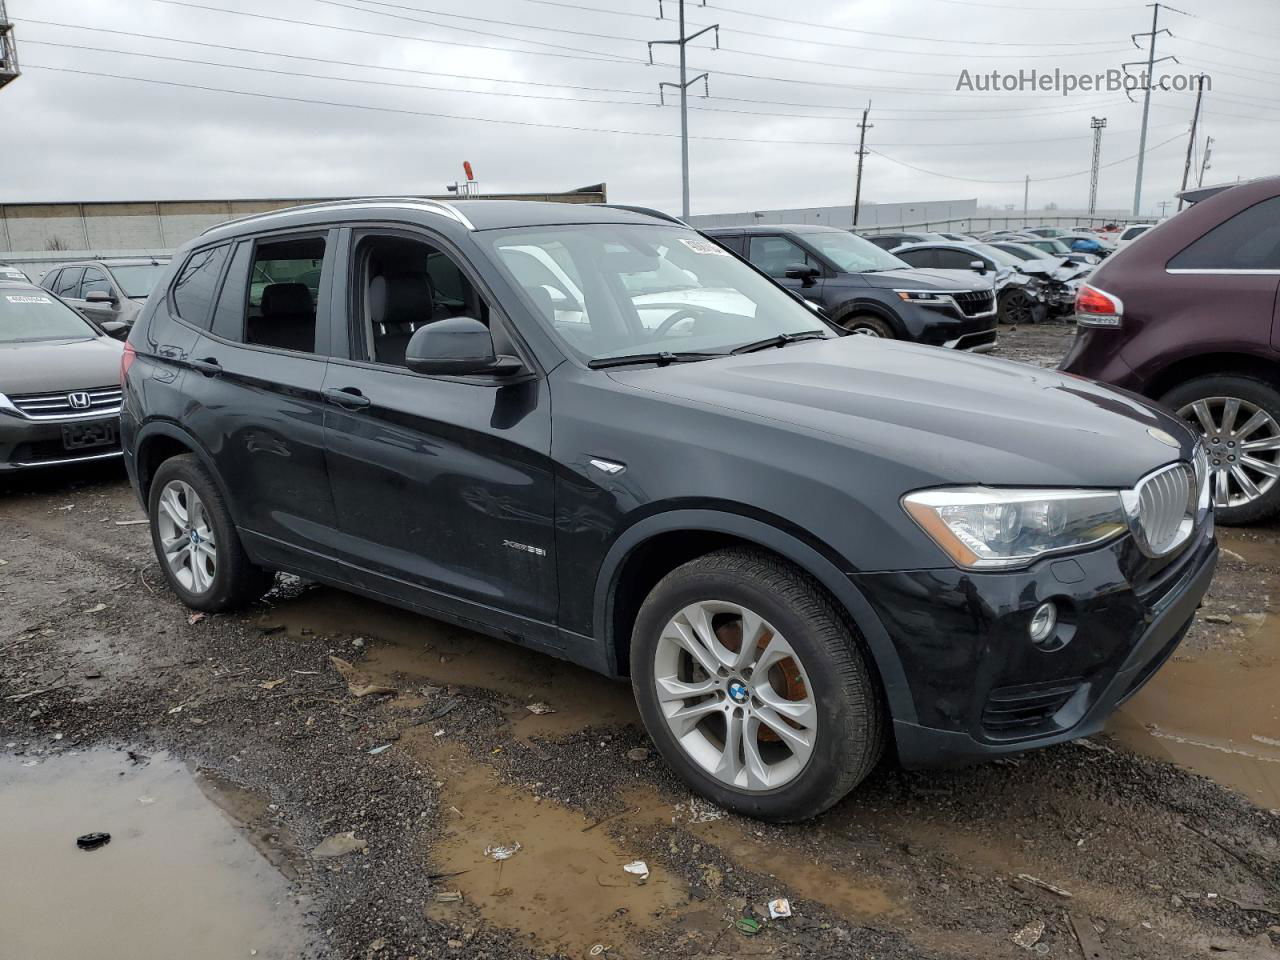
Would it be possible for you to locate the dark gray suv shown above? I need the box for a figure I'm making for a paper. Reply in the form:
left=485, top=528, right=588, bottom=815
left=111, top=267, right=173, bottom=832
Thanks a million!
left=705, top=225, right=998, bottom=350
left=121, top=199, right=1214, bottom=820
left=41, top=257, right=170, bottom=328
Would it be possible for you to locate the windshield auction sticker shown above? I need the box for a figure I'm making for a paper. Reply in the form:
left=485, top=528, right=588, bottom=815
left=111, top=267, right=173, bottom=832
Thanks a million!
left=5, top=295, right=53, bottom=304
left=678, top=238, right=731, bottom=256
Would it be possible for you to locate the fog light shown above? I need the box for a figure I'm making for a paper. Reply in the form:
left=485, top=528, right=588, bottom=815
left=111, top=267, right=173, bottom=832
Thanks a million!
left=1029, top=602, right=1058, bottom=644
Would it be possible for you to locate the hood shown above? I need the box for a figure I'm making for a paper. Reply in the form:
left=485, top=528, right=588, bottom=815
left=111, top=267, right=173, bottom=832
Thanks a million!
left=0, top=336, right=123, bottom=396
left=854, top=268, right=988, bottom=293
left=608, top=336, right=1194, bottom=489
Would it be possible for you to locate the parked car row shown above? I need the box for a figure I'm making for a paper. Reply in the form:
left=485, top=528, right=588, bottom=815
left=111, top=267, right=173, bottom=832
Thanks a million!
left=38, top=257, right=170, bottom=329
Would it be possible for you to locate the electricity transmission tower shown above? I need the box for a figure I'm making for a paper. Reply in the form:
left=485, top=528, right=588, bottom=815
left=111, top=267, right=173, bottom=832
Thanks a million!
left=1088, top=117, right=1107, bottom=215
left=852, top=103, right=872, bottom=227
left=0, top=0, right=20, bottom=92
left=649, top=0, right=719, bottom=219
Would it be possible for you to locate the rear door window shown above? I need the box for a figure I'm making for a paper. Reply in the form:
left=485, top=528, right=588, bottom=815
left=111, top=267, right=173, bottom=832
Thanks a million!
left=171, top=245, right=230, bottom=329
left=897, top=248, right=937, bottom=269
left=1169, top=197, right=1280, bottom=270
left=80, top=267, right=112, bottom=298
left=245, top=236, right=325, bottom=353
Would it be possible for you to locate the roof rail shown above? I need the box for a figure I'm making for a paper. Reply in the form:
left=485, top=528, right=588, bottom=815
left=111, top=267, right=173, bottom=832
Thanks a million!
left=200, top=196, right=476, bottom=236
left=592, top=203, right=689, bottom=227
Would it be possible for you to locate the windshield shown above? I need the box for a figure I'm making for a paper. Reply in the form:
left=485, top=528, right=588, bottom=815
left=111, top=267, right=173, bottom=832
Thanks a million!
left=1031, top=239, right=1072, bottom=255
left=997, top=243, right=1048, bottom=261
left=482, top=224, right=833, bottom=364
left=0, top=289, right=96, bottom=342
left=799, top=231, right=909, bottom=273
left=109, top=263, right=169, bottom=299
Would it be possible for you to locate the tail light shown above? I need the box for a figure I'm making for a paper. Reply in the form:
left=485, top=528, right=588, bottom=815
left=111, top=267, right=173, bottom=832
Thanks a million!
left=120, top=342, right=137, bottom=384
left=1075, top=284, right=1123, bottom=327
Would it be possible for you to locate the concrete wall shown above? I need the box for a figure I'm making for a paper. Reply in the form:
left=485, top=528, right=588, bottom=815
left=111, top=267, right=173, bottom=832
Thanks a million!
left=686, top=199, right=979, bottom=230
left=0, top=186, right=608, bottom=263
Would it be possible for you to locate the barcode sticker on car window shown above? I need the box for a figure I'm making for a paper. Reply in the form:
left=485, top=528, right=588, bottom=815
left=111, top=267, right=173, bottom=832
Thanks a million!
left=5, top=295, right=53, bottom=304
left=678, top=238, right=731, bottom=256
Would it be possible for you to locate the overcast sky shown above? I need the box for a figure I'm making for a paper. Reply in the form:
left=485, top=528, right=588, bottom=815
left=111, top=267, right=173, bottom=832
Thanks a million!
left=3, top=0, right=1277, bottom=217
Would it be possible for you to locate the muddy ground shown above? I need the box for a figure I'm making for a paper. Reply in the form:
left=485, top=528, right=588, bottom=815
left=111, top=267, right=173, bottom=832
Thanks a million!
left=2, top=322, right=1279, bottom=960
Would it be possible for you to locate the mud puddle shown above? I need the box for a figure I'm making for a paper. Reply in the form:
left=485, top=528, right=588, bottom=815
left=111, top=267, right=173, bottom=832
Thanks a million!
left=409, top=731, right=689, bottom=956
left=260, top=586, right=638, bottom=736
left=0, top=749, right=308, bottom=959
left=1111, top=610, right=1280, bottom=809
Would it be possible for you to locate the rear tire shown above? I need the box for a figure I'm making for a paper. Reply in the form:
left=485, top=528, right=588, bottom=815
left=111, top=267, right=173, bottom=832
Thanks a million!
left=630, top=548, right=884, bottom=822
left=1161, top=375, right=1280, bottom=525
left=148, top=454, right=275, bottom=611
left=839, top=314, right=895, bottom=338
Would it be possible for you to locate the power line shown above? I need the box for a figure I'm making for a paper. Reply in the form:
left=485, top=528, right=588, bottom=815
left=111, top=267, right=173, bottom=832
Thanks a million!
left=352, top=0, right=1131, bottom=58
left=146, top=0, right=1123, bottom=101
left=701, top=1, right=1124, bottom=45
left=13, top=17, right=1130, bottom=120
left=870, top=130, right=1184, bottom=184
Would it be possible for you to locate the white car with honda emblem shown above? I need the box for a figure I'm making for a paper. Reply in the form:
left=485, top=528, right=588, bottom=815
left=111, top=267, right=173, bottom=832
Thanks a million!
left=0, top=280, right=124, bottom=471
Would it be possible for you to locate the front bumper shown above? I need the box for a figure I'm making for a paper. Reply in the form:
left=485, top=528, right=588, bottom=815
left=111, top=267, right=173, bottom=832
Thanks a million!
left=905, top=302, right=999, bottom=351
left=0, top=412, right=122, bottom=471
left=853, top=525, right=1217, bottom=767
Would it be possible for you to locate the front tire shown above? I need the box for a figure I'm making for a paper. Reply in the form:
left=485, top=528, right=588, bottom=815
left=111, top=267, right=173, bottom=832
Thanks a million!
left=630, top=548, right=884, bottom=822
left=1161, top=375, right=1280, bottom=525
left=840, top=314, right=895, bottom=339
left=148, top=455, right=275, bottom=611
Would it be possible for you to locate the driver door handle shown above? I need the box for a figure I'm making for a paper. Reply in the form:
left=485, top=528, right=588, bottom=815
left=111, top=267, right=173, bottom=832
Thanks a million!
left=324, top=386, right=372, bottom=410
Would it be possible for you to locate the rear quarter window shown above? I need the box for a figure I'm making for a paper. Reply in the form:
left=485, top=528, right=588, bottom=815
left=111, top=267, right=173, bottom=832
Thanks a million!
left=1169, top=197, right=1280, bottom=270
left=171, top=245, right=231, bottom=328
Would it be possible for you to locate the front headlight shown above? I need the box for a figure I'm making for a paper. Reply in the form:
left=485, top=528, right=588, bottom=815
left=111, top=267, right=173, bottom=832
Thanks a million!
left=902, top=487, right=1129, bottom=569
left=895, top=290, right=945, bottom=302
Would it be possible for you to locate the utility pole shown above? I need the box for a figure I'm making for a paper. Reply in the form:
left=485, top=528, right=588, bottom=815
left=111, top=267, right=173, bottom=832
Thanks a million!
left=1177, top=74, right=1207, bottom=211
left=1197, top=135, right=1214, bottom=187
left=1157, top=199, right=1171, bottom=217
left=650, top=1, right=719, bottom=219
left=1023, top=175, right=1030, bottom=223
left=1127, top=3, right=1178, bottom=217
left=852, top=102, right=872, bottom=228
left=1088, top=117, right=1107, bottom=215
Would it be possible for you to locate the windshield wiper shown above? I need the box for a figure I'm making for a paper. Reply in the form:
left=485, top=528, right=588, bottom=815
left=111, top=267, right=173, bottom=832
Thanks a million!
left=730, top=330, right=828, bottom=355
left=587, top=350, right=722, bottom=369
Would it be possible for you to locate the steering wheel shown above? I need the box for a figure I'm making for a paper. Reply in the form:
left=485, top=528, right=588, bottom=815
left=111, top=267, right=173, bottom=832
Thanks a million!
left=653, top=308, right=706, bottom=338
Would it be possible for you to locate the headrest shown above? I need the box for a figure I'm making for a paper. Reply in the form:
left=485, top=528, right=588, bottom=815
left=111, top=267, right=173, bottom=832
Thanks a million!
left=369, top=273, right=434, bottom=327
left=261, top=282, right=312, bottom=316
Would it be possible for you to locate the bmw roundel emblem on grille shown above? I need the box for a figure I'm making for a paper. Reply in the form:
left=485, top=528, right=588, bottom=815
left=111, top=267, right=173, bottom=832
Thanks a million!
left=67, top=392, right=91, bottom=409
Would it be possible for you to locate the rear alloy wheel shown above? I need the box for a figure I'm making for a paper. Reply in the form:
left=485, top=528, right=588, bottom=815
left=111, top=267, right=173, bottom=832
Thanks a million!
left=840, top=315, right=894, bottom=338
left=631, top=548, right=884, bottom=821
left=148, top=454, right=275, bottom=611
left=1162, top=375, right=1280, bottom=525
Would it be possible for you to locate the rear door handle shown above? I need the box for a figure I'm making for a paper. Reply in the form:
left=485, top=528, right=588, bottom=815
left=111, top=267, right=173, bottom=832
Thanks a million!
left=323, top=386, right=371, bottom=409
left=189, top=357, right=222, bottom=377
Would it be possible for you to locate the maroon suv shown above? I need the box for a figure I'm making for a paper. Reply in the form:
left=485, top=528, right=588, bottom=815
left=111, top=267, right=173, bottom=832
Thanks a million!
left=1061, top=176, right=1280, bottom=525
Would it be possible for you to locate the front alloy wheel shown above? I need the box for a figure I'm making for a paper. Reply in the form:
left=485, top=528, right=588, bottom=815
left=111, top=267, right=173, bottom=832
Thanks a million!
left=631, top=548, right=885, bottom=821
left=156, top=479, right=218, bottom=595
left=655, top=601, right=816, bottom=791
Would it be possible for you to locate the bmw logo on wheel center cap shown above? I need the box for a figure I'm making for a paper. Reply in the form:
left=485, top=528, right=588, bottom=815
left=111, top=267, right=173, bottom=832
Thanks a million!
left=727, top=680, right=749, bottom=704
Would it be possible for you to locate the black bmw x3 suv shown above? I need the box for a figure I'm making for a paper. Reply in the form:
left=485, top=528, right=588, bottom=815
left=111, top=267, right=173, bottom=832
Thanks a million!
left=121, top=199, right=1216, bottom=821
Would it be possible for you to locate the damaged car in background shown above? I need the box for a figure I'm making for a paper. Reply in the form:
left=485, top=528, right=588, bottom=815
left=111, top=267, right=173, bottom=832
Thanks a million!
left=890, top=239, right=1080, bottom=324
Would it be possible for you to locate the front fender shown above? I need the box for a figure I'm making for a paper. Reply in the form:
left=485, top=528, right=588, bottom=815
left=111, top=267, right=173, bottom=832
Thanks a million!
left=593, top=508, right=918, bottom=724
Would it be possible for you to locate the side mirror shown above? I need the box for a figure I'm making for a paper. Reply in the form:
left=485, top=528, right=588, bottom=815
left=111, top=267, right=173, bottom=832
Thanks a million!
left=969, top=260, right=988, bottom=275
left=99, top=320, right=129, bottom=340
left=404, top=316, right=521, bottom=377
left=85, top=290, right=117, bottom=305
left=783, top=263, right=820, bottom=287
